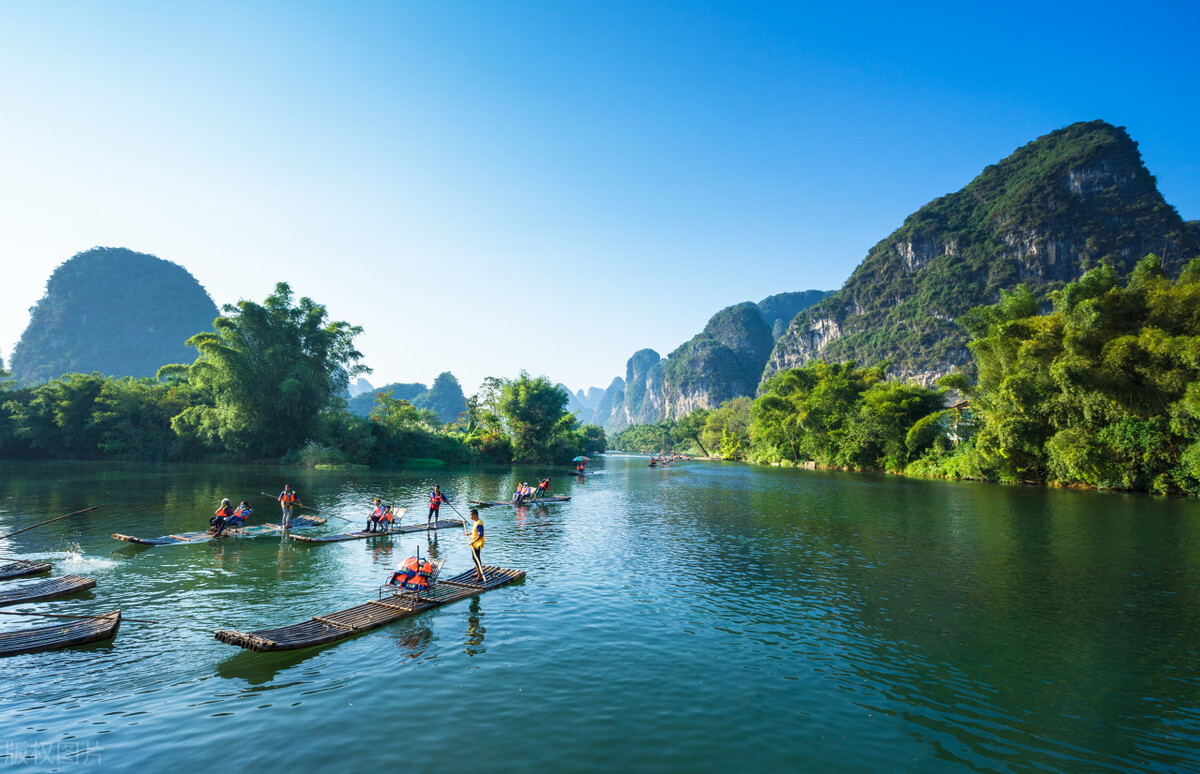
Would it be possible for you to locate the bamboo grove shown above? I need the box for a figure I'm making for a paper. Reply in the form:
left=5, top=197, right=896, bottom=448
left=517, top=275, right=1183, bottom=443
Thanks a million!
left=613, top=255, right=1200, bottom=496
left=0, top=283, right=605, bottom=466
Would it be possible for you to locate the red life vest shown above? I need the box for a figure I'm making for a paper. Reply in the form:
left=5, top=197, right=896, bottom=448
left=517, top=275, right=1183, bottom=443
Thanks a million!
left=280, top=491, right=296, bottom=504
left=429, top=492, right=441, bottom=509
left=214, top=506, right=233, bottom=518
left=371, top=505, right=385, bottom=520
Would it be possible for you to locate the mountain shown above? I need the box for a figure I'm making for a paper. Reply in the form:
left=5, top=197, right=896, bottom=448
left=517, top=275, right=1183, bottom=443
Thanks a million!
left=413, top=372, right=467, bottom=424
left=11, top=247, right=219, bottom=384
left=595, top=290, right=830, bottom=432
left=347, top=381, right=426, bottom=417
left=767, top=121, right=1200, bottom=384
left=757, top=290, right=833, bottom=340
left=660, top=302, right=775, bottom=419
left=348, top=378, right=375, bottom=397
left=588, top=377, right=625, bottom=430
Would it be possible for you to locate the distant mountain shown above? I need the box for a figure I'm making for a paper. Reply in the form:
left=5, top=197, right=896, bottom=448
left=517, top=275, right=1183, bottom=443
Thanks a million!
left=414, top=372, right=466, bottom=424
left=348, top=378, right=375, bottom=397
left=768, top=120, right=1200, bottom=384
left=594, top=290, right=831, bottom=432
left=345, top=373, right=466, bottom=424
left=347, top=381, right=426, bottom=417
left=11, top=247, right=219, bottom=384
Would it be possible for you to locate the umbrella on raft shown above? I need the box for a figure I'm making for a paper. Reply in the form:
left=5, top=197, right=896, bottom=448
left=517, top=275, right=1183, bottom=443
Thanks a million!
left=571, top=456, right=589, bottom=462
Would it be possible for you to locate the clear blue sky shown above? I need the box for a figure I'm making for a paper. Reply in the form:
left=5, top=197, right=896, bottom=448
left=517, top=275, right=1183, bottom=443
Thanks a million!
left=1, top=1, right=1197, bottom=395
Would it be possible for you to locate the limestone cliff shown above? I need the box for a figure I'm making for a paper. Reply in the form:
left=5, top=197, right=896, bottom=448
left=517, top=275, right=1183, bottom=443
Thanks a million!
left=767, top=120, right=1200, bottom=384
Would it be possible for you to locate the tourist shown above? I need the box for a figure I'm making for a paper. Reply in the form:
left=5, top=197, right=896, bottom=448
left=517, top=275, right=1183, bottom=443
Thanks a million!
left=427, top=485, right=450, bottom=529
left=278, top=484, right=299, bottom=529
left=468, top=508, right=486, bottom=582
left=211, top=498, right=235, bottom=535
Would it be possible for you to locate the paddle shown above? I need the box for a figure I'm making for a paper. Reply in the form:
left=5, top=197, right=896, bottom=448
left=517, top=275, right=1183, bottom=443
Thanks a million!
left=0, top=610, right=156, bottom=625
left=258, top=493, right=351, bottom=523
left=0, top=507, right=98, bottom=542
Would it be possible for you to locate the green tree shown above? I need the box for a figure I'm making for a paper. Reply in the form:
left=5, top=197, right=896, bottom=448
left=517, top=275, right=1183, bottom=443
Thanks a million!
left=498, top=372, right=574, bottom=462
left=172, top=283, right=369, bottom=458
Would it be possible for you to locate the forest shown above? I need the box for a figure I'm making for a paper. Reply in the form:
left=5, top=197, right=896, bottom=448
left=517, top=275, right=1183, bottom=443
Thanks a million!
left=614, top=255, right=1200, bottom=496
left=0, top=283, right=605, bottom=466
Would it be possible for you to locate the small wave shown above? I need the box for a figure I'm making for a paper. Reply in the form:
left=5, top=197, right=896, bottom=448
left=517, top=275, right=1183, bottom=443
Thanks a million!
left=28, top=545, right=119, bottom=572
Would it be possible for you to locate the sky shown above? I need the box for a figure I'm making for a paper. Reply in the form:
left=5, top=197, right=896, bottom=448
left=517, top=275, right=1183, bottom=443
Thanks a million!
left=1, top=1, right=1198, bottom=397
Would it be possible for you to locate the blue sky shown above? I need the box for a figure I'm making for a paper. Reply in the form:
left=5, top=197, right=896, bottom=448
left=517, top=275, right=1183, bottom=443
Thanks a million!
left=1, top=1, right=1197, bottom=395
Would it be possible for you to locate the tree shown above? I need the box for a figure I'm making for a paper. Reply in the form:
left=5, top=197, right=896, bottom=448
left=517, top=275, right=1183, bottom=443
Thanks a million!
left=672, top=408, right=711, bottom=455
left=172, top=282, right=369, bottom=458
left=498, top=372, right=574, bottom=462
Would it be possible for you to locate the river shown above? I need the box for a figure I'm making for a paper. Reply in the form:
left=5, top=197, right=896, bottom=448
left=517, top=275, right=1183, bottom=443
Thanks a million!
left=0, top=456, right=1197, bottom=772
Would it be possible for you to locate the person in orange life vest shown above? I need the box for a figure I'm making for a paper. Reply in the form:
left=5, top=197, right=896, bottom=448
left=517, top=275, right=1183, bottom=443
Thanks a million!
left=366, top=498, right=387, bottom=533
left=210, top=498, right=235, bottom=535
left=427, top=485, right=450, bottom=530
left=536, top=478, right=550, bottom=496
left=226, top=500, right=252, bottom=529
left=468, top=508, right=486, bottom=581
left=278, top=484, right=300, bottom=528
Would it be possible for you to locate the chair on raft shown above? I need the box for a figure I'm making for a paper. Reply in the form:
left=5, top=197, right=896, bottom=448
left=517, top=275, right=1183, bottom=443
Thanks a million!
left=379, top=555, right=445, bottom=604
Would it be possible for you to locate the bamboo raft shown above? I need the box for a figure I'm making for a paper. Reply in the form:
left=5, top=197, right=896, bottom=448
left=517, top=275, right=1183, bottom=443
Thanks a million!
left=288, top=518, right=465, bottom=543
left=0, top=560, right=53, bottom=580
left=111, top=515, right=326, bottom=546
left=0, top=575, right=96, bottom=607
left=469, top=496, right=571, bottom=508
left=214, top=565, right=525, bottom=652
left=0, top=611, right=120, bottom=657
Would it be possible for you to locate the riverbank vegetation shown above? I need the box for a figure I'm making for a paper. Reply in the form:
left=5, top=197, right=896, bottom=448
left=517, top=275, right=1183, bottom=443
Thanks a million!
left=0, top=283, right=604, bottom=467
left=616, top=256, right=1200, bottom=496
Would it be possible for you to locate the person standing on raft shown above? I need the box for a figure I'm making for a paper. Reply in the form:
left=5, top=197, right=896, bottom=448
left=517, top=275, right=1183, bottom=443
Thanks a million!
left=427, top=485, right=450, bottom=530
left=467, top=508, right=486, bottom=581
left=278, top=484, right=300, bottom=529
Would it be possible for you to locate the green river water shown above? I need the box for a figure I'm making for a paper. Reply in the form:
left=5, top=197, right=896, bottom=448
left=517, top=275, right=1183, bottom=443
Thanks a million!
left=0, top=456, right=1198, bottom=772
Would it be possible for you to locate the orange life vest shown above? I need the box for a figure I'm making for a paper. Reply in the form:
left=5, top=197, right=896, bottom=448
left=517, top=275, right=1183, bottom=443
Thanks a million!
left=371, top=505, right=385, bottom=520
left=280, top=491, right=296, bottom=504
left=429, top=492, right=442, bottom=508
left=215, top=506, right=233, bottom=518
left=402, top=574, right=428, bottom=591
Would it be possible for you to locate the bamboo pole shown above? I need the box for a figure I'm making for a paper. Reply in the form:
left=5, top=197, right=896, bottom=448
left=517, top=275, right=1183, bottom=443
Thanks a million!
left=0, top=507, right=98, bottom=542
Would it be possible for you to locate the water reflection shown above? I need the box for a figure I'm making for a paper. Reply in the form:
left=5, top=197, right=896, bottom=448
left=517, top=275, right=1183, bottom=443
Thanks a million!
left=464, top=596, right=485, bottom=657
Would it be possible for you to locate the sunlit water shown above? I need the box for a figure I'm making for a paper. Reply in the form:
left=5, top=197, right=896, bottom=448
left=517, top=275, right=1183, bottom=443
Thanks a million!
left=1, top=457, right=1198, bottom=772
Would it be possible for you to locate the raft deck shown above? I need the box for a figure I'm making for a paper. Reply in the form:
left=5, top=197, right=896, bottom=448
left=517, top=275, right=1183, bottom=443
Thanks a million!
left=111, top=515, right=326, bottom=546
left=0, top=575, right=97, bottom=607
left=214, top=565, right=525, bottom=652
left=0, top=560, right=53, bottom=580
left=469, top=496, right=571, bottom=508
left=0, top=611, right=120, bottom=657
left=288, top=518, right=465, bottom=543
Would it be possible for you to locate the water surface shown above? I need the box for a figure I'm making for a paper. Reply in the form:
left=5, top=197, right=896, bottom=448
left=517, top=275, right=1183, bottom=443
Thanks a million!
left=1, top=457, right=1197, bottom=772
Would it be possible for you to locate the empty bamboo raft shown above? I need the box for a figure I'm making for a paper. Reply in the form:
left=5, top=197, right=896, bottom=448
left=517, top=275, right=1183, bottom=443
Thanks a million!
left=112, top=514, right=326, bottom=545
left=0, top=575, right=96, bottom=607
left=0, top=611, right=120, bottom=657
left=288, top=518, right=465, bottom=543
left=0, top=560, right=52, bottom=580
left=215, top=565, right=525, bottom=652
left=469, top=496, right=571, bottom=508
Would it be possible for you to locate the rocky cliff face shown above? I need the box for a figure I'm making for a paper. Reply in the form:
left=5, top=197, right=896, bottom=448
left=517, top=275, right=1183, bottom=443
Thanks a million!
left=767, top=120, right=1200, bottom=385
left=604, top=349, right=664, bottom=433
left=590, top=377, right=625, bottom=430
left=661, top=302, right=774, bottom=419
left=11, top=247, right=220, bottom=384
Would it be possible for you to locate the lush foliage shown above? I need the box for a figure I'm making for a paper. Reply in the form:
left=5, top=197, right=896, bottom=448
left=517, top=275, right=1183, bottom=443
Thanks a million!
left=923, top=256, right=1200, bottom=494
left=777, top=121, right=1200, bottom=379
left=750, top=363, right=945, bottom=469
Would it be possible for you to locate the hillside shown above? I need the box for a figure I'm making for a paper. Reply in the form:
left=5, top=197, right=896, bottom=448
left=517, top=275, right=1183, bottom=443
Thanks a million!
left=11, top=247, right=219, bottom=384
left=767, top=121, right=1200, bottom=383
